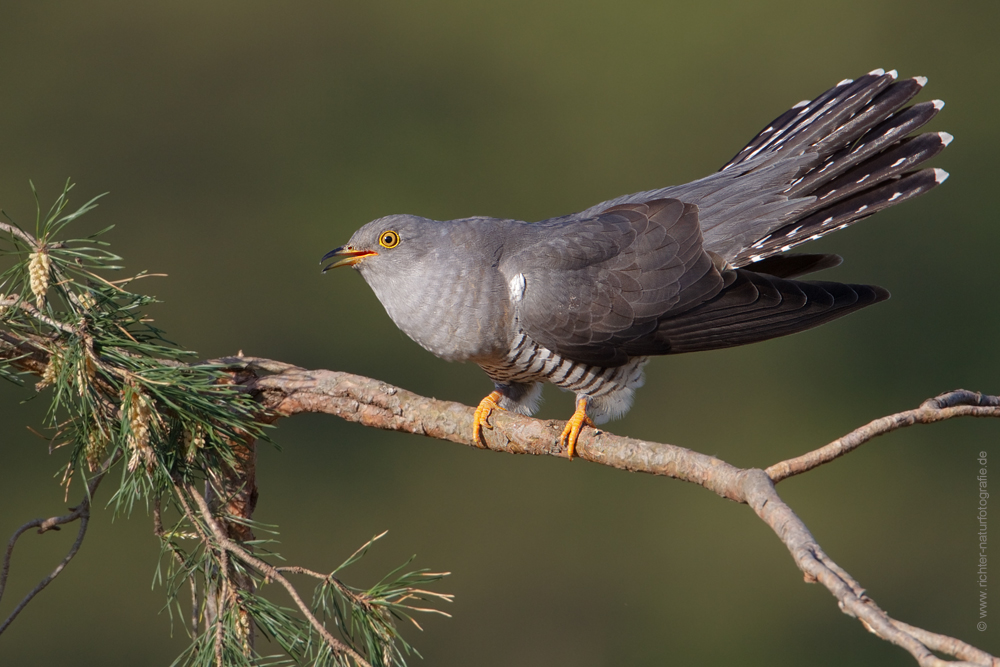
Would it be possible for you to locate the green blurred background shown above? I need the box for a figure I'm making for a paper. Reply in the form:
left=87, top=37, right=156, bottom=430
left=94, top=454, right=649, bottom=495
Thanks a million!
left=0, top=1, right=997, bottom=665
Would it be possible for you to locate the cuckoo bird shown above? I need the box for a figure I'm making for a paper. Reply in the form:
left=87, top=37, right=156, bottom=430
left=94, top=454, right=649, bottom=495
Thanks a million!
left=323, top=69, right=950, bottom=458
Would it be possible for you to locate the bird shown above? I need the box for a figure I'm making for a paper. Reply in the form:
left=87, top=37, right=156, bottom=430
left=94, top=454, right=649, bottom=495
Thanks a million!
left=323, top=68, right=950, bottom=458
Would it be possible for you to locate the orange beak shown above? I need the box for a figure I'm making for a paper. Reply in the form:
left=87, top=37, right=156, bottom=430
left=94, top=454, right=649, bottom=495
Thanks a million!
left=321, top=246, right=377, bottom=272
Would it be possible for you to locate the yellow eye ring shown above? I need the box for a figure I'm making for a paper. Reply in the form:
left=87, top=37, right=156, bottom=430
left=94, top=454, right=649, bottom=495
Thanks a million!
left=379, top=230, right=400, bottom=249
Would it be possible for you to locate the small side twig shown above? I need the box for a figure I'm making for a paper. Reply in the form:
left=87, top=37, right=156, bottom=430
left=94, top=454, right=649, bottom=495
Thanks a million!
left=154, top=499, right=200, bottom=638
left=182, top=484, right=373, bottom=667
left=0, top=220, right=39, bottom=248
left=766, top=390, right=1000, bottom=482
left=275, top=563, right=454, bottom=624
left=0, top=459, right=112, bottom=635
left=16, top=299, right=77, bottom=336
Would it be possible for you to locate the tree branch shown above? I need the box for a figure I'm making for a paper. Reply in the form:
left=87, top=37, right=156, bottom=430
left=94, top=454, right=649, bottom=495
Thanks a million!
left=0, top=459, right=113, bottom=635
left=239, top=359, right=749, bottom=499
left=222, top=357, right=999, bottom=667
left=5, top=337, right=996, bottom=665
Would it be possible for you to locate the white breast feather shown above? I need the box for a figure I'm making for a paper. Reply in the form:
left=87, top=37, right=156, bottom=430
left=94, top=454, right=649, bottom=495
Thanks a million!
left=508, top=272, right=525, bottom=302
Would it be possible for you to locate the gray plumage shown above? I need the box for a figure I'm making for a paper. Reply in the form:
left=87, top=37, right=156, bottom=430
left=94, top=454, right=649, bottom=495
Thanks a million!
left=324, top=69, right=950, bottom=446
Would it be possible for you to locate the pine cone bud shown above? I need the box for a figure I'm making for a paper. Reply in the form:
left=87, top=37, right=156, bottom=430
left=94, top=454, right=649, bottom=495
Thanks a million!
left=238, top=608, right=252, bottom=657
left=85, top=430, right=108, bottom=472
left=184, top=425, right=206, bottom=462
left=28, top=250, right=52, bottom=309
left=36, top=351, right=60, bottom=390
left=125, top=392, right=156, bottom=473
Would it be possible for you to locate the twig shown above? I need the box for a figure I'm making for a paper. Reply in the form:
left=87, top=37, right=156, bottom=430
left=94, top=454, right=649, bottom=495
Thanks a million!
left=275, top=565, right=330, bottom=580
left=766, top=390, right=1000, bottom=482
left=183, top=484, right=373, bottom=667
left=0, top=461, right=112, bottom=635
left=16, top=299, right=77, bottom=335
left=0, top=515, right=89, bottom=636
left=215, top=549, right=227, bottom=667
left=737, top=469, right=997, bottom=667
left=275, top=564, right=453, bottom=620
left=0, top=220, right=38, bottom=248
left=154, top=499, right=200, bottom=637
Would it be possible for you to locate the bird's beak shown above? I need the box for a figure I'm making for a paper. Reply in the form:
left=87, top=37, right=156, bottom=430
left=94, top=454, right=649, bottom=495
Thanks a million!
left=321, top=246, right=377, bottom=272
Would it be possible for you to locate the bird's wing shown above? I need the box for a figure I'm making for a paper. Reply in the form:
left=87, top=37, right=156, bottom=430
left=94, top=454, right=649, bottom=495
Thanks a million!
left=639, top=271, right=888, bottom=355
left=504, top=199, right=886, bottom=366
left=503, top=198, right=721, bottom=366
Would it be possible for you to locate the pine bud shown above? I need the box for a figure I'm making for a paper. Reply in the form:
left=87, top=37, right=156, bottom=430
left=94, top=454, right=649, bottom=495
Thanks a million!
left=77, top=361, right=88, bottom=397
left=28, top=250, right=52, bottom=309
left=184, top=425, right=206, bottom=462
left=85, top=430, right=108, bottom=472
left=36, top=351, right=60, bottom=390
left=238, top=608, right=252, bottom=657
left=125, top=392, right=156, bottom=473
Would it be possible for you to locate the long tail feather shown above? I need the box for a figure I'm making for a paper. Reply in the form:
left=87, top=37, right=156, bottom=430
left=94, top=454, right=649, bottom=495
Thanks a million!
left=653, top=271, right=889, bottom=354
left=719, top=70, right=949, bottom=266
left=740, top=167, right=947, bottom=263
left=722, top=69, right=896, bottom=171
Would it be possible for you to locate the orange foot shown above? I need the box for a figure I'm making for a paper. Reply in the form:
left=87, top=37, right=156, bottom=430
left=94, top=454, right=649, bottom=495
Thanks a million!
left=472, top=390, right=504, bottom=447
left=559, top=396, right=594, bottom=460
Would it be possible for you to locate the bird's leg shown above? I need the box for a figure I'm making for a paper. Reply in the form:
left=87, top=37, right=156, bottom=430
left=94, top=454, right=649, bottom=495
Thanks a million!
left=472, top=390, right=505, bottom=447
left=559, top=396, right=595, bottom=460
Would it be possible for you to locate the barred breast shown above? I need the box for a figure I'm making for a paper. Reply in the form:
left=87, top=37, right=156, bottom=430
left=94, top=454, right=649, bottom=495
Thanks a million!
left=478, top=329, right=648, bottom=424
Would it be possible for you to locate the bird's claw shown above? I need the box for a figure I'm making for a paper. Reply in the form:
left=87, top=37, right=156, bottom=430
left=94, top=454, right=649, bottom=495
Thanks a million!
left=472, top=390, right=504, bottom=448
left=559, top=397, right=594, bottom=460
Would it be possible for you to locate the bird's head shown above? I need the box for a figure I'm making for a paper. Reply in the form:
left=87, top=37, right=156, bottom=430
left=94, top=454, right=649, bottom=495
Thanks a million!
left=321, top=213, right=509, bottom=360
left=321, top=214, right=441, bottom=274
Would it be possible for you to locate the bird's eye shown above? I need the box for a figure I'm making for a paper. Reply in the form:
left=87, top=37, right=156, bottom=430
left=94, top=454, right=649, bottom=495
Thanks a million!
left=379, top=231, right=400, bottom=249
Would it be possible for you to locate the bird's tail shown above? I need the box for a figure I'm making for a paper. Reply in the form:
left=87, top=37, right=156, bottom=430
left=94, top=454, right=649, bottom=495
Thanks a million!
left=721, top=68, right=950, bottom=266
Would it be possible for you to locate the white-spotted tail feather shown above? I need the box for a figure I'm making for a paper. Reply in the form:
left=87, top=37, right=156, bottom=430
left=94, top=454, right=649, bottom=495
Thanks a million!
left=721, top=70, right=949, bottom=267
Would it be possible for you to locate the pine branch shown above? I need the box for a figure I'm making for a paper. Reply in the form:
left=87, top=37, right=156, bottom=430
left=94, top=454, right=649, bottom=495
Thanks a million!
left=0, top=183, right=450, bottom=667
